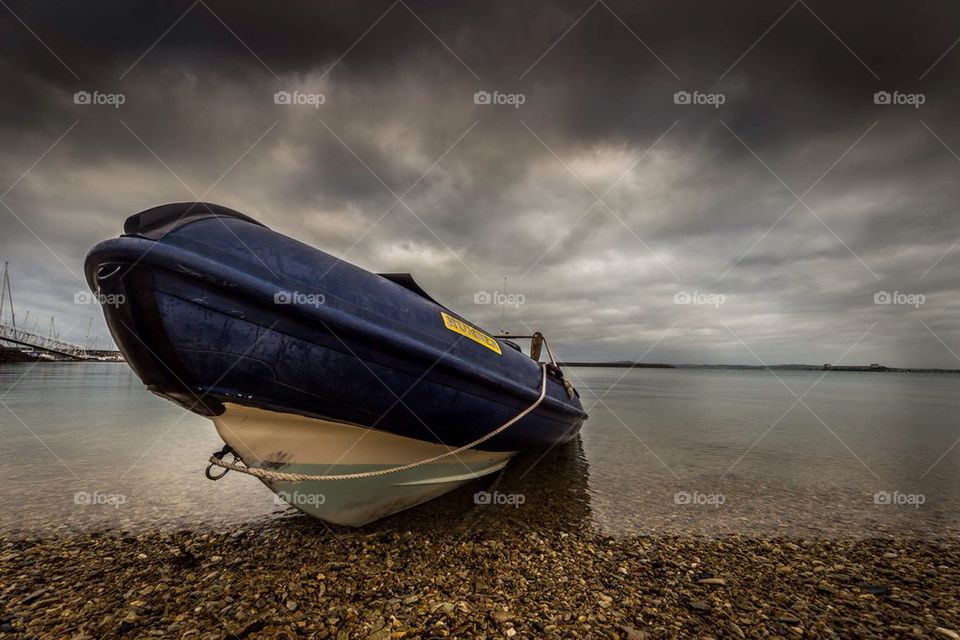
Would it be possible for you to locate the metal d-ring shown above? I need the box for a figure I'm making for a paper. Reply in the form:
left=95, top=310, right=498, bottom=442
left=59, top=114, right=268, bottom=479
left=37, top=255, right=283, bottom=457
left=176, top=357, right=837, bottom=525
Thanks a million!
left=205, top=444, right=235, bottom=481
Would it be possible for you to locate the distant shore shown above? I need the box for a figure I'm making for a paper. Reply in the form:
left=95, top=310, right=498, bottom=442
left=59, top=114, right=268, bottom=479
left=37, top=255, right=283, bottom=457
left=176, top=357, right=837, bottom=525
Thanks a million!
left=5, top=348, right=958, bottom=374
left=561, top=361, right=960, bottom=374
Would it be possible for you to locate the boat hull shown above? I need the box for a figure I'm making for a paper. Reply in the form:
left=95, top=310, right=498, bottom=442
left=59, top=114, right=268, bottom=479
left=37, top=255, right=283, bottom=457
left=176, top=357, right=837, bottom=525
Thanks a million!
left=214, top=403, right=512, bottom=526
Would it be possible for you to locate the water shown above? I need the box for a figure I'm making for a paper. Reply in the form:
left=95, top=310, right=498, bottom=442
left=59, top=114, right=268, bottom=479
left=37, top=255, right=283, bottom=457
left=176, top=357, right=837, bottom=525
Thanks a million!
left=571, top=367, right=960, bottom=537
left=1, top=363, right=957, bottom=538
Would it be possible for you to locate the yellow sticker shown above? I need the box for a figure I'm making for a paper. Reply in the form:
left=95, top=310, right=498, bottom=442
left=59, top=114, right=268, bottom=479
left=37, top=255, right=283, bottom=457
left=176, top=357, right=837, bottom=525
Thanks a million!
left=441, top=311, right=502, bottom=355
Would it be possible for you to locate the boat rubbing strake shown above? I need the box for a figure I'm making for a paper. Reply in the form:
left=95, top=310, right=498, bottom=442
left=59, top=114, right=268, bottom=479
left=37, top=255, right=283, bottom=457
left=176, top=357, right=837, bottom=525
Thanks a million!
left=84, top=202, right=588, bottom=526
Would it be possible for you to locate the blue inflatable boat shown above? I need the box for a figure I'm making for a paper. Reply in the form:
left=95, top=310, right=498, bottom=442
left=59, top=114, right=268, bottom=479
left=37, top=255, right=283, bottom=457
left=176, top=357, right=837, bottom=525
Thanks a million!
left=84, top=203, right=587, bottom=525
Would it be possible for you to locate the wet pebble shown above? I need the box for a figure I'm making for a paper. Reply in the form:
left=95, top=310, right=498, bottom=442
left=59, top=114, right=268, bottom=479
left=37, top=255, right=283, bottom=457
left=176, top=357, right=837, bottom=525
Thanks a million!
left=0, top=526, right=957, bottom=639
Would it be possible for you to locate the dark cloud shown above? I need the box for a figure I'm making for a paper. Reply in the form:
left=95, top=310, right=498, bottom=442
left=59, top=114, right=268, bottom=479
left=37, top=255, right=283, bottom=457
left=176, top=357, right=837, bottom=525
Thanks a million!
left=2, top=0, right=960, bottom=366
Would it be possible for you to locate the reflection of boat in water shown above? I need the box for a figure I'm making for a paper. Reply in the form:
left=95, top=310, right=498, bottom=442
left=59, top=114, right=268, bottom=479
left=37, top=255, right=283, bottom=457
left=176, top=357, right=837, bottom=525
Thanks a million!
left=84, top=203, right=588, bottom=526
left=488, top=434, right=593, bottom=532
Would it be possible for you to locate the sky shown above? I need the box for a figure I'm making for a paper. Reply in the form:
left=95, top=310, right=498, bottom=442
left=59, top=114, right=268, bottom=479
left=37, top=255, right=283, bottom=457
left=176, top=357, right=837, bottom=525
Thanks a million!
left=1, top=0, right=960, bottom=367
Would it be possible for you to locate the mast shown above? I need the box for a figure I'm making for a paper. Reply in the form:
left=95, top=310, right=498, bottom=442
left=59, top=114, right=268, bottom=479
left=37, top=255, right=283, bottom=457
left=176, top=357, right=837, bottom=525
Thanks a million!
left=0, top=261, right=14, bottom=329
left=83, top=317, right=93, bottom=355
left=0, top=263, right=5, bottom=324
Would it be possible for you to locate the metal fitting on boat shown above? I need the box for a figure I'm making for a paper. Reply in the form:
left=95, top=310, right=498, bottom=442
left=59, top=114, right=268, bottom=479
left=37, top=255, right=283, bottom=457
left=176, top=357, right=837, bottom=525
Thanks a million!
left=205, top=444, right=237, bottom=481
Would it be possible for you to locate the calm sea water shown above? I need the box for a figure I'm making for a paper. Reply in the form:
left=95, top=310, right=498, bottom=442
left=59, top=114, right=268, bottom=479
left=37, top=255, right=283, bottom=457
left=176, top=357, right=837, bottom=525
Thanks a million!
left=1, top=363, right=957, bottom=538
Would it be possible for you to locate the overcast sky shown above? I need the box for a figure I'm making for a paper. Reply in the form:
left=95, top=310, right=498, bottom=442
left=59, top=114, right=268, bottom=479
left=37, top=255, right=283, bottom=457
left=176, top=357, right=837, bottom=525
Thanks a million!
left=1, top=0, right=960, bottom=367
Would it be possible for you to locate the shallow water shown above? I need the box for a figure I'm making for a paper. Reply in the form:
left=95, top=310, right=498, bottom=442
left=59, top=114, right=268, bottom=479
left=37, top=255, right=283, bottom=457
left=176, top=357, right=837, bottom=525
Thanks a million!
left=571, top=367, right=960, bottom=537
left=0, top=362, right=957, bottom=538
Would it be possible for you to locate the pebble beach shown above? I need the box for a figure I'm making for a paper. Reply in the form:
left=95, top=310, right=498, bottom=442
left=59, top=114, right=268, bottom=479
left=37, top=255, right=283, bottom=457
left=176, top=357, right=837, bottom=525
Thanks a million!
left=3, top=441, right=959, bottom=640
left=3, top=522, right=959, bottom=639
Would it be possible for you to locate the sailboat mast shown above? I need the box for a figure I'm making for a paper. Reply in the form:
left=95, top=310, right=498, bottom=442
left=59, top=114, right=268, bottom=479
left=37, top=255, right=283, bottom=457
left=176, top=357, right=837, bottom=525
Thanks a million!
left=0, top=261, right=14, bottom=329
left=84, top=317, right=93, bottom=354
left=0, top=262, right=6, bottom=324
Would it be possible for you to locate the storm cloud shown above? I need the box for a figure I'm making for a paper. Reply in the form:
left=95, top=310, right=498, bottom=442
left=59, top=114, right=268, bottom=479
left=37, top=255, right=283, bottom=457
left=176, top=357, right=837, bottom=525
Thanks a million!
left=2, top=0, right=960, bottom=366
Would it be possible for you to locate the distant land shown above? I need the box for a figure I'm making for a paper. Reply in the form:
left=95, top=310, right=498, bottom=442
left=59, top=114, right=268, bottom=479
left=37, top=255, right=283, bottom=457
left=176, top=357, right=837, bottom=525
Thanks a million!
left=559, top=361, right=960, bottom=374
left=3, top=344, right=959, bottom=374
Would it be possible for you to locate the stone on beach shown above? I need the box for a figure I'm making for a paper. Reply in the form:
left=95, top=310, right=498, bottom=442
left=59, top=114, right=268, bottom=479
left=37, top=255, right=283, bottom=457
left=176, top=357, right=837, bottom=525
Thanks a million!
left=1, top=520, right=958, bottom=639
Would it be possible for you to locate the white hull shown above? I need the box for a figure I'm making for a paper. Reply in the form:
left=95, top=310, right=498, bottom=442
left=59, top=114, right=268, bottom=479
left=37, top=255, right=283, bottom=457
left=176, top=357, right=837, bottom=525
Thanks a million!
left=211, top=403, right=514, bottom=526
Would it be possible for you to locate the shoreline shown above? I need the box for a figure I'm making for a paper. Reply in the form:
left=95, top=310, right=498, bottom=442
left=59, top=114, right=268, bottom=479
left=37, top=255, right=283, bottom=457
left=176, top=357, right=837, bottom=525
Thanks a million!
left=3, top=522, right=959, bottom=639
left=6, top=358, right=960, bottom=375
left=559, top=363, right=960, bottom=375
left=2, top=444, right=958, bottom=638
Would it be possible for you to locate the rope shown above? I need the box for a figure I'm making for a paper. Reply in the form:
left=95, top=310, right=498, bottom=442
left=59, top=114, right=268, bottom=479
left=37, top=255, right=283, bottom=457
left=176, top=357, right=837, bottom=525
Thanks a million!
left=207, top=364, right=549, bottom=482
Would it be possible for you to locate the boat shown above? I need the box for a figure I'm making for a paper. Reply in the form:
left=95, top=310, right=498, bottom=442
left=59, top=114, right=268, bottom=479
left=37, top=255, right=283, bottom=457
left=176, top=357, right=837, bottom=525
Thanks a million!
left=84, top=202, right=588, bottom=526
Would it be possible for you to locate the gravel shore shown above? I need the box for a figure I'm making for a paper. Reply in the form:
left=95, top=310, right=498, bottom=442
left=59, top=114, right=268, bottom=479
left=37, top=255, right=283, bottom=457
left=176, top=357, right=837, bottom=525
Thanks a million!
left=2, top=442, right=960, bottom=639
left=2, top=515, right=959, bottom=639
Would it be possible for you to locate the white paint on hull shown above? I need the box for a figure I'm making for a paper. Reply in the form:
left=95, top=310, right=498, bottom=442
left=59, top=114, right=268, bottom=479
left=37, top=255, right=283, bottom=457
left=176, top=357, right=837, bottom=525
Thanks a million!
left=211, top=403, right=514, bottom=526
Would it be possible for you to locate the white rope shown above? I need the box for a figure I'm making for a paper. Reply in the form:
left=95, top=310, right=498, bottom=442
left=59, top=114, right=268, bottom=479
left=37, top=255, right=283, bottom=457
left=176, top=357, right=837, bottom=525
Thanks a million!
left=208, top=364, right=549, bottom=482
